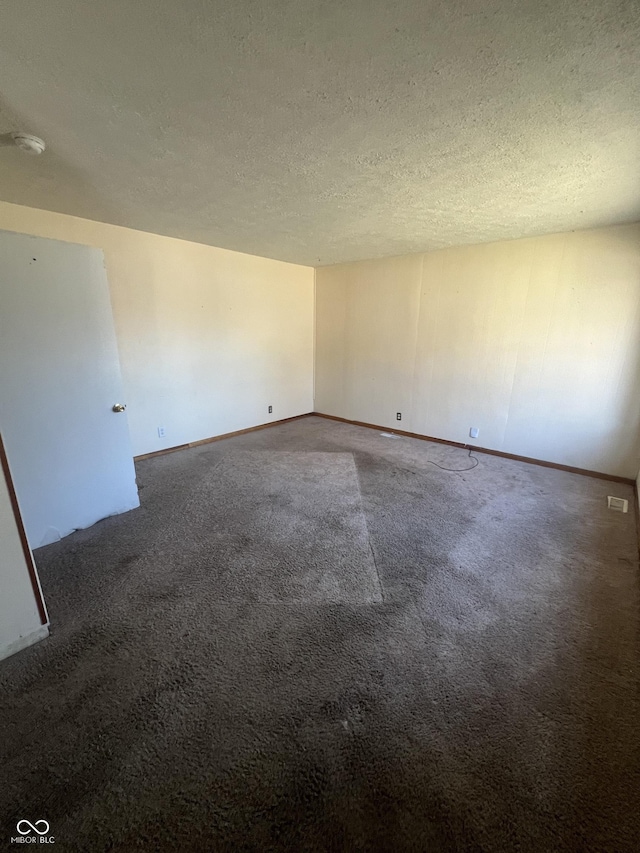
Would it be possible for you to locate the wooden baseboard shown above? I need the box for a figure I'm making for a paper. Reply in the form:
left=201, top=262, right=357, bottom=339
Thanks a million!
left=134, top=444, right=190, bottom=462
left=134, top=414, right=313, bottom=462
left=311, top=412, right=635, bottom=485
left=134, top=409, right=635, bottom=487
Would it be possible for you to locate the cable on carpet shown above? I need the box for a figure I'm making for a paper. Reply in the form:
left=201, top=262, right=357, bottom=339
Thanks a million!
left=426, top=445, right=478, bottom=472
left=379, top=432, right=479, bottom=472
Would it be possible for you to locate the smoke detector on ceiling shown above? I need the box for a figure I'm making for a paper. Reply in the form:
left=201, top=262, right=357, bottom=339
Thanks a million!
left=10, top=132, right=46, bottom=155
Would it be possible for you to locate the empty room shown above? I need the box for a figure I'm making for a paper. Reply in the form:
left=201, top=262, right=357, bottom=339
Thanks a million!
left=1, top=1, right=639, bottom=850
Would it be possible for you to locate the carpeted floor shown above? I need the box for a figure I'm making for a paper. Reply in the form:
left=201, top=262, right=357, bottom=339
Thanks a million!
left=1, top=415, right=639, bottom=851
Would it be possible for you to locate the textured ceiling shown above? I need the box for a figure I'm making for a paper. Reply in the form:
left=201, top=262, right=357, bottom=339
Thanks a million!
left=0, top=0, right=638, bottom=266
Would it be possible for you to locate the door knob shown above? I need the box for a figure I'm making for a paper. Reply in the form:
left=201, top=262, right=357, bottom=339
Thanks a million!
left=112, top=403, right=126, bottom=413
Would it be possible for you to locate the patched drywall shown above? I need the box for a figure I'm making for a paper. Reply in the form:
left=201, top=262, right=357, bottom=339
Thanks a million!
left=315, top=223, right=640, bottom=478
left=0, top=201, right=315, bottom=458
left=0, top=1, right=638, bottom=265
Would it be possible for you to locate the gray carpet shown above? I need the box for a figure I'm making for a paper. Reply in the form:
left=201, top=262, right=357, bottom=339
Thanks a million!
left=1, top=415, right=639, bottom=851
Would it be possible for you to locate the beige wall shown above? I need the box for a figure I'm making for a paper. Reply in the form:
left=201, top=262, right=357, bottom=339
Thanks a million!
left=0, top=202, right=315, bottom=457
left=316, top=224, right=640, bottom=478
left=2, top=199, right=638, bottom=479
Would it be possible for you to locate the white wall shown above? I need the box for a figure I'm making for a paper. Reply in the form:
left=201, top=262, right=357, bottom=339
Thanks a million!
left=0, top=444, right=48, bottom=661
left=316, top=224, right=640, bottom=479
left=0, top=201, right=315, bottom=457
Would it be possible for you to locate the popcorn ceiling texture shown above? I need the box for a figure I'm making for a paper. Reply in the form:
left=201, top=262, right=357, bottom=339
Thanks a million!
left=0, top=0, right=638, bottom=265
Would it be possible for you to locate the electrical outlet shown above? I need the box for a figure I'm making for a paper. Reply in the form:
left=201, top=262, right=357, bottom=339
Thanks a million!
left=157, top=426, right=166, bottom=438
left=396, top=412, right=402, bottom=421
left=268, top=405, right=273, bottom=414
left=469, top=427, right=479, bottom=439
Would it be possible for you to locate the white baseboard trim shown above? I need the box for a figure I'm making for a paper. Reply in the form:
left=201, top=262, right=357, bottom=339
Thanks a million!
left=0, top=624, right=49, bottom=663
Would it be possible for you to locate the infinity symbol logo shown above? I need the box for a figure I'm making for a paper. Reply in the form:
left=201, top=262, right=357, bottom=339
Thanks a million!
left=16, top=819, right=50, bottom=835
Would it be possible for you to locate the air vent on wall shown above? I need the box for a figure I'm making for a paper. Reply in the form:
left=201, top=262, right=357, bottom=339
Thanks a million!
left=607, top=496, right=629, bottom=513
